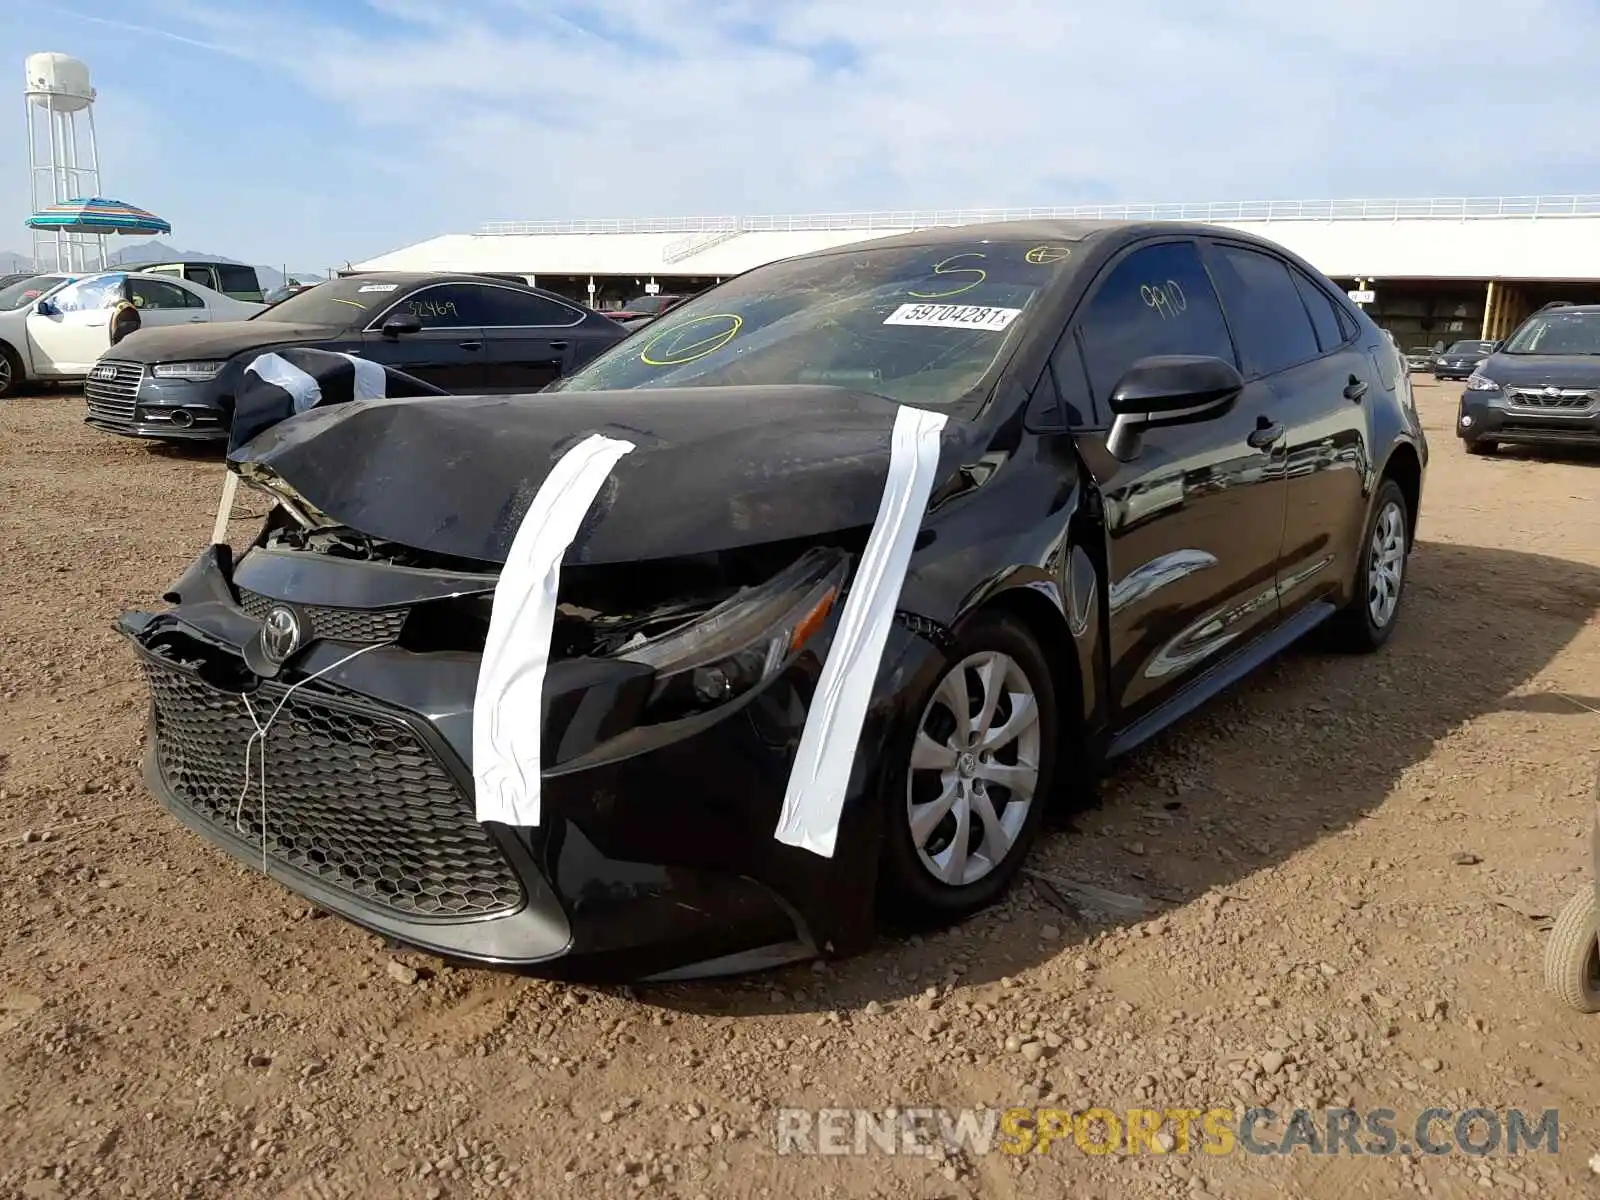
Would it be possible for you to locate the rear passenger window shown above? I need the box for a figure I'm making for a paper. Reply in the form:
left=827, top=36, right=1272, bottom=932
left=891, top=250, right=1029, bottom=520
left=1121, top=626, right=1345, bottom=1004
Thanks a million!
left=1291, top=268, right=1345, bottom=352
left=1076, top=241, right=1237, bottom=404
left=1206, top=244, right=1321, bottom=377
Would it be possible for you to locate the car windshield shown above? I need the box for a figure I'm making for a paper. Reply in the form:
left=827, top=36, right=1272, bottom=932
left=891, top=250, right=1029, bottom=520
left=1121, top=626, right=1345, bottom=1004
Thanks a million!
left=0, top=274, right=69, bottom=309
left=251, top=277, right=398, bottom=326
left=553, top=241, right=1073, bottom=405
left=1446, top=341, right=1491, bottom=354
left=1503, top=311, right=1600, bottom=355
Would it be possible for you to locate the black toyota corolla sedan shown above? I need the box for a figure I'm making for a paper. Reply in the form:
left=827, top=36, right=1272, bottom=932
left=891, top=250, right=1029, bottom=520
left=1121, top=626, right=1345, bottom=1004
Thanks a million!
left=118, top=220, right=1426, bottom=980
left=83, top=272, right=627, bottom=441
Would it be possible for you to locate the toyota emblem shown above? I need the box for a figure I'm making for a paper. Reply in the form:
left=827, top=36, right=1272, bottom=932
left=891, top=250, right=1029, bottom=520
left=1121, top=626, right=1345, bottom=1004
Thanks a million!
left=260, top=605, right=304, bottom=665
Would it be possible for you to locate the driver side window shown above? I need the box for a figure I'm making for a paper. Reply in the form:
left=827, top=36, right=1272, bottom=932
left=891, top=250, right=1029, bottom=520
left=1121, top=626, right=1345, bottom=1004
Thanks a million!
left=1076, top=241, right=1236, bottom=407
left=51, top=275, right=126, bottom=313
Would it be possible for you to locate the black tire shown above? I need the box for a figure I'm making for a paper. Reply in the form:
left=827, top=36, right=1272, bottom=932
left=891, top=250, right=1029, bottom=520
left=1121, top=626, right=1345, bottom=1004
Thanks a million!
left=1328, top=478, right=1410, bottom=653
left=1544, top=890, right=1600, bottom=1013
left=1463, top=438, right=1498, bottom=456
left=0, top=341, right=22, bottom=399
left=879, top=612, right=1060, bottom=924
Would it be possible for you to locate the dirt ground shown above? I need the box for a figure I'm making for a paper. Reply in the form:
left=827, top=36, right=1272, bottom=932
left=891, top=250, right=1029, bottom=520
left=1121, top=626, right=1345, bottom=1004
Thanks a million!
left=1, top=379, right=1598, bottom=1200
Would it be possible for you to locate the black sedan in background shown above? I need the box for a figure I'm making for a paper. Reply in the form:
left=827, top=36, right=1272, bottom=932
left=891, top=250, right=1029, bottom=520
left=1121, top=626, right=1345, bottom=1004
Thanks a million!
left=1432, top=339, right=1495, bottom=380
left=121, top=219, right=1426, bottom=980
left=84, top=273, right=628, bottom=441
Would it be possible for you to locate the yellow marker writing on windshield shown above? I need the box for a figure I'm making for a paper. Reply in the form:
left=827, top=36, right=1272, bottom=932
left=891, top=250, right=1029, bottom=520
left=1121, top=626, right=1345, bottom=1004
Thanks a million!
left=1025, top=245, right=1072, bottom=265
left=640, top=313, right=743, bottom=366
left=909, top=253, right=987, bottom=300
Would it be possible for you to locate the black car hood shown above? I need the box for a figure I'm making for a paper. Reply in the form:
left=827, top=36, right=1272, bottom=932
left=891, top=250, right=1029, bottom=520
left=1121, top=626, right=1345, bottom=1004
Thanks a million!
left=228, top=385, right=973, bottom=566
left=1482, top=353, right=1600, bottom=388
left=110, top=320, right=344, bottom=363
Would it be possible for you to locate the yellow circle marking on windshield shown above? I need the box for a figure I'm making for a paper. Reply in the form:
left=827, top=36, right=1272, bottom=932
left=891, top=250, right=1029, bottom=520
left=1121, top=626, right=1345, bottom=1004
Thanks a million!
left=640, top=313, right=743, bottom=366
left=1025, top=244, right=1072, bottom=265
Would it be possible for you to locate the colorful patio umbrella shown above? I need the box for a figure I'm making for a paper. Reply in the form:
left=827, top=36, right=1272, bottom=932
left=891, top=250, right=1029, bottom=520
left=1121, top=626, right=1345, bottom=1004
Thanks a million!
left=25, top=197, right=171, bottom=236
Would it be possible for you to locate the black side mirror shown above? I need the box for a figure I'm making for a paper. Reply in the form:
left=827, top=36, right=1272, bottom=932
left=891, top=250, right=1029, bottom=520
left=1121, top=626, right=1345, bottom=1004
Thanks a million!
left=381, top=312, right=423, bottom=339
left=1107, top=355, right=1243, bottom=461
left=35, top=298, right=57, bottom=316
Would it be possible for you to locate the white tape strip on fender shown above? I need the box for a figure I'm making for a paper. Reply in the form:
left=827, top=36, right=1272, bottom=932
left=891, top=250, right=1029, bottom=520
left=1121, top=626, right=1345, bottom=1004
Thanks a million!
left=244, top=351, right=321, bottom=412
left=343, top=353, right=388, bottom=401
left=774, top=404, right=949, bottom=858
left=473, top=434, right=636, bottom=826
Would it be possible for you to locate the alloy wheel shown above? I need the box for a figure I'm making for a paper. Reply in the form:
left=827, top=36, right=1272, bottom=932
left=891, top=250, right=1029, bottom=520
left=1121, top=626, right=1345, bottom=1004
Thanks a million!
left=906, top=650, right=1041, bottom=887
left=1366, top=500, right=1406, bottom=628
left=0, top=355, right=11, bottom=395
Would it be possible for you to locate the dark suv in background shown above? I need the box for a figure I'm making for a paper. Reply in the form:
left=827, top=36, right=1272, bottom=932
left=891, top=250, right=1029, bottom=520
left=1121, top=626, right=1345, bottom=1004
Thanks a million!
left=1432, top=339, right=1494, bottom=380
left=1456, top=304, right=1600, bottom=454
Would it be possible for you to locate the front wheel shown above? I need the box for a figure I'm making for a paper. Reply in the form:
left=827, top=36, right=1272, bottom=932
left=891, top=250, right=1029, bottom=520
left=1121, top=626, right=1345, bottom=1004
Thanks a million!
left=1329, top=478, right=1410, bottom=653
left=0, top=342, right=22, bottom=399
left=879, top=612, right=1059, bottom=923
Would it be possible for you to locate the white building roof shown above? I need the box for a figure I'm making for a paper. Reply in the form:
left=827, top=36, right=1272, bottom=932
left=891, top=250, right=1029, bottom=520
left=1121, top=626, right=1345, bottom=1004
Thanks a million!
left=353, top=195, right=1600, bottom=283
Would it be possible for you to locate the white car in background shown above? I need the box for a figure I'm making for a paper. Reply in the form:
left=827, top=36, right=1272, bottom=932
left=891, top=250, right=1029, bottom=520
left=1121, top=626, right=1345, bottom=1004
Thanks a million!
left=0, top=270, right=266, bottom=397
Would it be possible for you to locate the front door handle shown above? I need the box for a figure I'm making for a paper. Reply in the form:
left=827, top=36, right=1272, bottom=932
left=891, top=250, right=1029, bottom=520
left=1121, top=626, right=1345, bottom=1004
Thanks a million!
left=458, top=340, right=483, bottom=351
left=548, top=341, right=570, bottom=350
left=1247, top=420, right=1285, bottom=450
left=1344, top=375, right=1369, bottom=401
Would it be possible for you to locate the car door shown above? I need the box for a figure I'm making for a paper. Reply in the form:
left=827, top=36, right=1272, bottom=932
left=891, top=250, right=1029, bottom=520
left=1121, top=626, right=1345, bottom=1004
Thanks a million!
left=23, top=273, right=127, bottom=375
left=359, top=283, right=487, bottom=390
left=1063, top=239, right=1290, bottom=722
left=468, top=285, right=585, bottom=391
left=1202, top=241, right=1371, bottom=619
left=127, top=276, right=211, bottom=332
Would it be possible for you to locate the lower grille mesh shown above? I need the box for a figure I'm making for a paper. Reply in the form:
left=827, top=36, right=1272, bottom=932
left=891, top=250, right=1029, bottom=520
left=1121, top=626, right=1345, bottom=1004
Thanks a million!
left=142, top=657, right=524, bottom=920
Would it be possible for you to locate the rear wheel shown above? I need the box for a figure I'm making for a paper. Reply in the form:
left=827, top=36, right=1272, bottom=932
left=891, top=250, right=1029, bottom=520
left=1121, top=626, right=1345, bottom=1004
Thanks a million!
left=880, top=613, right=1059, bottom=923
left=0, top=342, right=22, bottom=399
left=1464, top=437, right=1498, bottom=456
left=1329, top=478, right=1409, bottom=653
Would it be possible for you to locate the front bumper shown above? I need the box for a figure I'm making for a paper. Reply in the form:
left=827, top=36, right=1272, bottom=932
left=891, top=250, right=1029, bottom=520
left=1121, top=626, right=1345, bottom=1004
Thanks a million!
left=85, top=364, right=229, bottom=442
left=1432, top=365, right=1478, bottom=380
left=1457, top=393, right=1600, bottom=448
left=119, top=546, right=938, bottom=979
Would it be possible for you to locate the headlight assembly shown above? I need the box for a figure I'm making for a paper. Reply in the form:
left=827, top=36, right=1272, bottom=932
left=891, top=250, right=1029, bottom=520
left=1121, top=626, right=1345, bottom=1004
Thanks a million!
left=1465, top=371, right=1500, bottom=392
left=620, top=546, right=847, bottom=721
left=152, top=360, right=226, bottom=381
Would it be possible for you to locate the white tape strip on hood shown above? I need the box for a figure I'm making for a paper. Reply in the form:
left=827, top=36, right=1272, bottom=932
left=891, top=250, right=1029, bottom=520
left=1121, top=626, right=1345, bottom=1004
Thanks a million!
left=774, top=403, right=949, bottom=858
left=473, top=433, right=636, bottom=826
left=245, top=351, right=321, bottom=411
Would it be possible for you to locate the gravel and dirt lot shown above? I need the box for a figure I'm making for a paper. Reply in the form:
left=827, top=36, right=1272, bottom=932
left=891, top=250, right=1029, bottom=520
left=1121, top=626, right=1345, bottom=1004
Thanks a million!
left=1, top=380, right=1598, bottom=1200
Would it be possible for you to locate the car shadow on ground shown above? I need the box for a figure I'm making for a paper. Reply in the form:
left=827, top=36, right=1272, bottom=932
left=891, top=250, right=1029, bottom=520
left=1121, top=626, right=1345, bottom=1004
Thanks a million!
left=634, top=538, right=1600, bottom=1016
left=1484, top=444, right=1600, bottom=467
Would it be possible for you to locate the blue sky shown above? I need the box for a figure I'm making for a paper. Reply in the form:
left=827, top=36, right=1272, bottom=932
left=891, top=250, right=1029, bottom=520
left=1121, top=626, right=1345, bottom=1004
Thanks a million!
left=3, top=0, right=1599, bottom=270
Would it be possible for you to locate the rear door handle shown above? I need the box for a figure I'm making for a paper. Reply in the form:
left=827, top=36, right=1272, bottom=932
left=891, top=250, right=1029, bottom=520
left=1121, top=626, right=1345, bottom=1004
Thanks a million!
left=548, top=341, right=570, bottom=350
left=1344, top=375, right=1369, bottom=401
left=1247, top=420, right=1285, bottom=450
left=458, top=340, right=483, bottom=351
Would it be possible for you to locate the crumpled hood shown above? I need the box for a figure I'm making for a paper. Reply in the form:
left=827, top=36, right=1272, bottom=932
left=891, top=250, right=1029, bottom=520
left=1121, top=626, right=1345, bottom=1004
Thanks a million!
left=1481, top=353, right=1600, bottom=389
left=228, top=385, right=974, bottom=565
left=110, top=319, right=343, bottom=363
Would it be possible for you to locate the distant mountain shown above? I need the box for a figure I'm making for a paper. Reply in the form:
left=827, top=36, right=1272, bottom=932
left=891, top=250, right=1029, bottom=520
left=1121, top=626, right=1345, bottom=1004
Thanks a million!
left=0, top=243, right=327, bottom=289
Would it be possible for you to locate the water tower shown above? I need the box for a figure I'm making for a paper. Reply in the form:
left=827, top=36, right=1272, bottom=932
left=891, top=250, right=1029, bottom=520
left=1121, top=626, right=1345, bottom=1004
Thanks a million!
left=25, top=53, right=102, bottom=271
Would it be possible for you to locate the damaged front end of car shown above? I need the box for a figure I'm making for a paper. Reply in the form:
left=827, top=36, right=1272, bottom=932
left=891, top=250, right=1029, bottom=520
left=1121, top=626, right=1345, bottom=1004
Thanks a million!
left=117, top=353, right=952, bottom=980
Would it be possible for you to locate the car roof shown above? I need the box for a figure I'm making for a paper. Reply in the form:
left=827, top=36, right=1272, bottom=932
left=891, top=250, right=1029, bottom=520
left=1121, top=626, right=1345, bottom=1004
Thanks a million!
left=793, top=218, right=1303, bottom=261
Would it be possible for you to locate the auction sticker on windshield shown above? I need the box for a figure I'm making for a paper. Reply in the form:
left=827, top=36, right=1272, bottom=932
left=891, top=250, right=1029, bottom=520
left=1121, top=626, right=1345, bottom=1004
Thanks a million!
left=884, top=303, right=1022, bottom=331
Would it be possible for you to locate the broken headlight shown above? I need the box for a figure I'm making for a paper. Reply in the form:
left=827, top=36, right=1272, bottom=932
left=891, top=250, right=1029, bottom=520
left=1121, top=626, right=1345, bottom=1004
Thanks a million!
left=620, top=547, right=847, bottom=720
